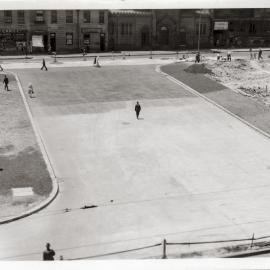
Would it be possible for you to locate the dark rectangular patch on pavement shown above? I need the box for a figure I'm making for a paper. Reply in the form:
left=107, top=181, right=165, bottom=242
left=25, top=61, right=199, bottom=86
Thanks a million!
left=162, top=63, right=227, bottom=93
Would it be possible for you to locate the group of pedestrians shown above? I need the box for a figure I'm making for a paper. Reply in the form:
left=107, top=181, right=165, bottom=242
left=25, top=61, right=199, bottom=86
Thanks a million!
left=249, top=48, right=263, bottom=60
left=216, top=51, right=232, bottom=62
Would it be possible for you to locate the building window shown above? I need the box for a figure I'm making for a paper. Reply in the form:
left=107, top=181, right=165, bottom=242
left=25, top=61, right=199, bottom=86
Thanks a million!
left=35, top=10, right=44, bottom=23
left=51, top=10, right=57, bottom=24
left=83, top=33, right=90, bottom=45
left=17, top=11, right=25, bottom=24
left=99, top=11, right=105, bottom=24
left=66, top=32, right=73, bottom=45
left=83, top=10, right=91, bottom=23
left=109, top=23, right=114, bottom=34
left=196, top=23, right=207, bottom=35
left=4, top=10, right=12, bottom=24
left=66, top=10, right=73, bottom=23
left=249, top=23, right=256, bottom=33
left=121, top=23, right=132, bottom=35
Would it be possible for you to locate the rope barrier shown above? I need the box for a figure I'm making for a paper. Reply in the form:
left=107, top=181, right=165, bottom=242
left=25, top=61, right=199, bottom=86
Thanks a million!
left=167, top=234, right=270, bottom=246
left=68, top=243, right=161, bottom=260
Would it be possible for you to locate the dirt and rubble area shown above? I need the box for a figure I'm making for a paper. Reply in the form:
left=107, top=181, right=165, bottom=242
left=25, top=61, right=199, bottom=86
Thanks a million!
left=202, top=57, right=270, bottom=106
left=179, top=52, right=270, bottom=106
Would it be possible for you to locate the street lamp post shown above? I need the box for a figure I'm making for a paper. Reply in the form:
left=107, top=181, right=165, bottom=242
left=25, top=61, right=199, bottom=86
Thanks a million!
left=197, top=11, right=202, bottom=52
left=196, top=9, right=210, bottom=53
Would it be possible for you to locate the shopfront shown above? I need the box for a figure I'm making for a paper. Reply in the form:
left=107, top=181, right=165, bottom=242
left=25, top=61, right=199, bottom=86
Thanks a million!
left=213, top=21, right=229, bottom=47
left=81, top=28, right=105, bottom=52
left=0, top=29, right=27, bottom=54
left=31, top=30, right=48, bottom=53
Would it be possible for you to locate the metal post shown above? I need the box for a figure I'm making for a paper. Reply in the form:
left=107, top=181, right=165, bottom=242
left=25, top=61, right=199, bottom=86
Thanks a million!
left=162, top=239, right=167, bottom=259
left=197, top=11, right=202, bottom=52
left=250, top=233, right=255, bottom=248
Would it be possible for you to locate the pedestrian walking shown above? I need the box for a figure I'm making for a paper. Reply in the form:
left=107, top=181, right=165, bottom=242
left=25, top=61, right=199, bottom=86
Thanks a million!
left=258, top=48, right=263, bottom=60
left=195, top=52, right=200, bottom=63
left=43, top=243, right=55, bottom=261
left=0, top=64, right=3, bottom=71
left=96, top=56, right=100, bottom=67
left=135, top=101, right=141, bottom=119
left=41, top=58, right=48, bottom=71
left=93, top=56, right=100, bottom=67
left=28, top=83, right=34, bottom=98
left=3, top=75, right=9, bottom=91
left=227, top=51, right=231, bottom=61
left=249, top=48, right=253, bottom=60
left=217, top=53, right=221, bottom=61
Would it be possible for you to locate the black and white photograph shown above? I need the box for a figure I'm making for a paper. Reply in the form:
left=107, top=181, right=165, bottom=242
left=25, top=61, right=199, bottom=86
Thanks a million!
left=1, top=0, right=270, bottom=269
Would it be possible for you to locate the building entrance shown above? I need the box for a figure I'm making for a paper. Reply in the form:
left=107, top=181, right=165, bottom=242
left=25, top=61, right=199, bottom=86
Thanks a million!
left=50, top=33, right=56, bottom=52
left=100, top=33, right=105, bottom=51
left=159, top=26, right=169, bottom=47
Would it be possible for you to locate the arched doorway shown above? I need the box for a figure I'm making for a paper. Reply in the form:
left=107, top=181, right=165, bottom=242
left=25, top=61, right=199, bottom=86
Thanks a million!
left=141, top=26, right=150, bottom=49
left=159, top=26, right=169, bottom=46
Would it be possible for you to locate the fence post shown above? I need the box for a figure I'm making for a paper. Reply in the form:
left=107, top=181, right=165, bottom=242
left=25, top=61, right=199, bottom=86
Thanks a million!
left=250, top=233, right=255, bottom=248
left=162, top=239, right=167, bottom=259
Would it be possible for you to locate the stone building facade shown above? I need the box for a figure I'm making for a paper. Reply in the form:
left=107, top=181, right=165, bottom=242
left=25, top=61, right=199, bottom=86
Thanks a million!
left=108, top=9, right=213, bottom=51
left=108, top=10, right=152, bottom=51
left=153, top=9, right=212, bottom=50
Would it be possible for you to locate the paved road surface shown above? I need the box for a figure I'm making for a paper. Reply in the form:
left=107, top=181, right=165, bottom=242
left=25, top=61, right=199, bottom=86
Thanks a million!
left=1, top=63, right=270, bottom=259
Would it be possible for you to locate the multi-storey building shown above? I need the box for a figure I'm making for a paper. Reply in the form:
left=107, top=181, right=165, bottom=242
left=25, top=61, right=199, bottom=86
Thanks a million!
left=1, top=9, right=270, bottom=54
left=213, top=9, right=270, bottom=48
left=0, top=10, right=109, bottom=54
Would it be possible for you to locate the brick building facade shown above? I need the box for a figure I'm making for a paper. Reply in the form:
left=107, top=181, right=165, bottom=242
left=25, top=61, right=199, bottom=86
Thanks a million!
left=0, top=10, right=108, bottom=55
left=213, top=9, right=270, bottom=48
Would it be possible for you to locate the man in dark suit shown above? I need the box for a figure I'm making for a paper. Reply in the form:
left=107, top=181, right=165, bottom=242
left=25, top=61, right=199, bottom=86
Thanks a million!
left=135, top=101, right=141, bottom=119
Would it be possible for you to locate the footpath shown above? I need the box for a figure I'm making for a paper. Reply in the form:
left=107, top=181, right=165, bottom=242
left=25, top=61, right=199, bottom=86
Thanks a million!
left=1, top=47, right=270, bottom=61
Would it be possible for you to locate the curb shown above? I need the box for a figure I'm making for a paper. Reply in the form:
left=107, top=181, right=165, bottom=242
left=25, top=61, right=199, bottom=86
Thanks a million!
left=223, top=247, right=270, bottom=258
left=156, top=64, right=270, bottom=141
left=0, top=72, right=59, bottom=225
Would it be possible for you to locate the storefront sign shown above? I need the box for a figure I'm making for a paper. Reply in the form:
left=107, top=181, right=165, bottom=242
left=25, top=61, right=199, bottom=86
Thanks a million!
left=214, top=21, right=228, bottom=30
left=0, top=29, right=26, bottom=34
left=32, top=35, right=44, bottom=47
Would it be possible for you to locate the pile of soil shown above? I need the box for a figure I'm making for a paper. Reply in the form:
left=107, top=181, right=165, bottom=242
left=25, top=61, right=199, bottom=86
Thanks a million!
left=204, top=58, right=270, bottom=106
left=184, top=63, right=213, bottom=74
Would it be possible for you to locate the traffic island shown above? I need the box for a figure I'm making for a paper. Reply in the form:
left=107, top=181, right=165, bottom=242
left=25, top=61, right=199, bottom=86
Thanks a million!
left=0, top=73, right=57, bottom=223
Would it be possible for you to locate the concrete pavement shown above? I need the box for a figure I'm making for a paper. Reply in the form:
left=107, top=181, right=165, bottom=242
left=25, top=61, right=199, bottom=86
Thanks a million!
left=2, top=63, right=270, bottom=259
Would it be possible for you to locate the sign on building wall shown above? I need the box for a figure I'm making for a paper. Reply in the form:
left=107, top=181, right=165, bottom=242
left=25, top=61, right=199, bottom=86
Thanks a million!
left=32, top=35, right=44, bottom=47
left=214, top=21, right=229, bottom=30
